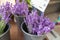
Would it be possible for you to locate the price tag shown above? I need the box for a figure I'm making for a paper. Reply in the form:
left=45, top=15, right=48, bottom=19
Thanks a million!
left=31, top=0, right=50, bottom=12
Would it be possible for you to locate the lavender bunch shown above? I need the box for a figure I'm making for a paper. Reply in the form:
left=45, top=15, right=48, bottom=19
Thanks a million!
left=0, top=2, right=12, bottom=23
left=24, top=10, right=55, bottom=36
left=12, top=0, right=29, bottom=16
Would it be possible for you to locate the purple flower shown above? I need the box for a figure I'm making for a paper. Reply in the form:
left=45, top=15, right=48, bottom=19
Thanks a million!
left=49, top=22, right=55, bottom=29
left=24, top=10, right=55, bottom=35
left=12, top=0, right=29, bottom=16
left=43, top=27, right=51, bottom=33
left=37, top=31, right=42, bottom=36
left=0, top=2, right=12, bottom=23
left=38, top=25, right=43, bottom=30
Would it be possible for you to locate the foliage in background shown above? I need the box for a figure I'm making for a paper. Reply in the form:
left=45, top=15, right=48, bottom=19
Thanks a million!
left=26, top=0, right=31, bottom=5
left=25, top=0, right=32, bottom=8
left=0, top=16, right=6, bottom=35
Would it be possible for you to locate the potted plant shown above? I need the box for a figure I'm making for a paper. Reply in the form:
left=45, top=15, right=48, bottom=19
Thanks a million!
left=21, top=10, right=55, bottom=40
left=13, top=0, right=29, bottom=28
left=0, top=19, right=10, bottom=40
left=0, top=2, right=12, bottom=40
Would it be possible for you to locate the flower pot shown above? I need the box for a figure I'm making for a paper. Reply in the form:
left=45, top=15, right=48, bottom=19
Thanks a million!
left=21, top=22, right=46, bottom=40
left=0, top=24, right=10, bottom=40
left=14, top=15, right=25, bottom=29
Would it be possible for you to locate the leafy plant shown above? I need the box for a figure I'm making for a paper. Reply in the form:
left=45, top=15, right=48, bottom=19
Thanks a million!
left=26, top=0, right=31, bottom=5
left=0, top=19, right=6, bottom=35
left=24, top=10, right=55, bottom=36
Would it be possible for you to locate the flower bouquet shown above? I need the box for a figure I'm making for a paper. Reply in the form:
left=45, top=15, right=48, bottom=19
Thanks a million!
left=0, top=2, right=12, bottom=40
left=21, top=10, right=55, bottom=40
left=13, top=0, right=29, bottom=28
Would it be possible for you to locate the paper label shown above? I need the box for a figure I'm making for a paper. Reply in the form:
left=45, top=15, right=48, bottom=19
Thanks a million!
left=31, top=0, right=50, bottom=12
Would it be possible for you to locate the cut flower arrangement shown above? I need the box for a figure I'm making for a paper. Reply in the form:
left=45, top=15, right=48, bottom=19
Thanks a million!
left=0, top=2, right=12, bottom=23
left=21, top=10, right=55, bottom=40
left=24, top=10, right=55, bottom=36
left=12, top=0, right=29, bottom=16
left=13, top=0, right=29, bottom=28
left=0, top=0, right=55, bottom=40
left=0, top=2, right=11, bottom=40
left=0, top=2, right=12, bottom=34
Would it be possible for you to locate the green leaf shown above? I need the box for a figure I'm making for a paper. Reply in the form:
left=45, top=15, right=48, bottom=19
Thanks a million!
left=26, top=0, right=31, bottom=4
left=0, top=20, right=6, bottom=35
